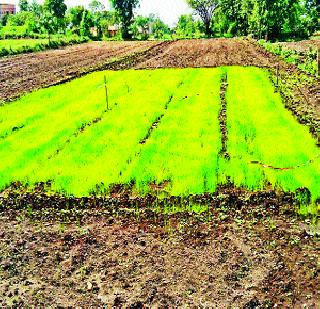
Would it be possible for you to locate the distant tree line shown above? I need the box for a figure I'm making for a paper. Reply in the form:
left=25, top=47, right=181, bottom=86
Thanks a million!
left=0, top=0, right=318, bottom=41
left=187, top=0, right=319, bottom=40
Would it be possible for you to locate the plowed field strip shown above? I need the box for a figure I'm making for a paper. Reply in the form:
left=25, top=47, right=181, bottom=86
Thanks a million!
left=0, top=41, right=158, bottom=102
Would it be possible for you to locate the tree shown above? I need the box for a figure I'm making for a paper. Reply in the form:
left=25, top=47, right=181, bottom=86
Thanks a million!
left=131, top=15, right=150, bottom=39
left=151, top=17, right=171, bottom=39
left=88, top=0, right=106, bottom=37
left=176, top=14, right=203, bottom=38
left=99, top=11, right=119, bottom=37
left=80, top=10, right=94, bottom=37
left=7, top=11, right=37, bottom=33
left=89, top=0, right=105, bottom=14
left=44, top=0, right=67, bottom=31
left=109, top=0, right=139, bottom=39
left=40, top=11, right=56, bottom=43
left=19, top=0, right=29, bottom=11
left=29, top=0, right=43, bottom=19
left=186, top=0, right=219, bottom=36
left=303, top=0, right=319, bottom=35
left=68, top=6, right=85, bottom=35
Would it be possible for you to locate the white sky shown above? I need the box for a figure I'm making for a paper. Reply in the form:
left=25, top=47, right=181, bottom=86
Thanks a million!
left=5, top=0, right=193, bottom=26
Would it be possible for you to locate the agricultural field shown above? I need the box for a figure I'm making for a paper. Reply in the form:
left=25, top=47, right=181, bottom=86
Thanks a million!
left=0, top=67, right=319, bottom=200
left=0, top=39, right=319, bottom=306
left=0, top=40, right=157, bottom=102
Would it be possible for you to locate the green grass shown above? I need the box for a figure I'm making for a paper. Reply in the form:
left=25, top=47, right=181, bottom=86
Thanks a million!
left=0, top=67, right=319, bottom=200
left=0, top=39, right=49, bottom=51
left=0, top=36, right=89, bottom=57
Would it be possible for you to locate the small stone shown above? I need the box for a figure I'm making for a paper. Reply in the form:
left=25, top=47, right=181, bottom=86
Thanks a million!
left=87, top=281, right=92, bottom=290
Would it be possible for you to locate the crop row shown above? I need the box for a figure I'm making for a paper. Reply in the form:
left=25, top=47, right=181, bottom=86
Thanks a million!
left=0, top=68, right=319, bottom=200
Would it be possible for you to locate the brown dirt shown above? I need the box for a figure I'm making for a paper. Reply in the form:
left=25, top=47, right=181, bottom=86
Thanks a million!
left=134, top=38, right=279, bottom=69
left=0, top=41, right=157, bottom=102
left=0, top=190, right=319, bottom=307
left=279, top=39, right=320, bottom=54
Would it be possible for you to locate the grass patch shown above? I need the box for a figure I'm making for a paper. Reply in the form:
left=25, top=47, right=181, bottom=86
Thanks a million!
left=0, top=36, right=89, bottom=57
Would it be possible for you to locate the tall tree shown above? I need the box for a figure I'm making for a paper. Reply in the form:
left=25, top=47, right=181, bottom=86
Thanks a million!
left=109, top=0, right=139, bottom=39
left=19, top=0, right=29, bottom=11
left=89, top=0, right=105, bottom=14
left=186, top=0, right=219, bottom=36
left=29, top=0, right=43, bottom=19
left=80, top=9, right=94, bottom=37
left=44, top=0, right=67, bottom=31
left=176, top=14, right=203, bottom=38
left=68, top=5, right=85, bottom=35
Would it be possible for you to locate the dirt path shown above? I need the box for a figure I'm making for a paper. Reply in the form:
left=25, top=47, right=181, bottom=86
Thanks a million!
left=0, top=190, right=318, bottom=307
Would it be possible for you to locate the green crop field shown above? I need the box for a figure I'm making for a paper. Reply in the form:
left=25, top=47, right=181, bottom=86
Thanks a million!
left=0, top=67, right=319, bottom=199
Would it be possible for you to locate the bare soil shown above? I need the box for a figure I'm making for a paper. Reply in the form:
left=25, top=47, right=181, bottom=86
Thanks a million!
left=0, top=190, right=319, bottom=307
left=0, top=41, right=157, bottom=102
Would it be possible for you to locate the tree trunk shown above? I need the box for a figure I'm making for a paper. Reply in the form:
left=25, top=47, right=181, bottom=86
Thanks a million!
left=122, top=25, right=132, bottom=40
left=204, top=22, right=213, bottom=37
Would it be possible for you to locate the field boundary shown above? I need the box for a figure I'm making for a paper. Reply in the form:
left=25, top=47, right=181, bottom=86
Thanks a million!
left=250, top=153, right=320, bottom=171
left=219, top=72, right=230, bottom=159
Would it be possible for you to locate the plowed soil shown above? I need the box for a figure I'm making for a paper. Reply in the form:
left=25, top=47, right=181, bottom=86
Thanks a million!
left=0, top=190, right=319, bottom=307
left=0, top=41, right=157, bottom=102
left=134, top=38, right=279, bottom=69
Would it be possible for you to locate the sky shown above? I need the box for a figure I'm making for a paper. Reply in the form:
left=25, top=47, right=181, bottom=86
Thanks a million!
left=5, top=0, right=193, bottom=26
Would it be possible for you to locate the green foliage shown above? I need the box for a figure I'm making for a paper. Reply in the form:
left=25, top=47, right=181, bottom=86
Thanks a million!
left=89, top=0, right=105, bottom=14
left=29, top=0, right=43, bottom=19
left=68, top=6, right=85, bottom=35
left=214, top=0, right=319, bottom=40
left=0, top=25, right=29, bottom=38
left=6, top=11, right=37, bottom=35
left=130, top=15, right=150, bottom=40
left=258, top=40, right=318, bottom=75
left=0, top=36, right=89, bottom=57
left=80, top=10, right=94, bottom=37
left=44, top=0, right=67, bottom=31
left=109, top=0, right=139, bottom=39
left=186, top=0, right=219, bottom=36
left=151, top=17, right=171, bottom=39
left=176, top=14, right=204, bottom=38
left=19, top=0, right=29, bottom=11
left=99, top=11, right=119, bottom=38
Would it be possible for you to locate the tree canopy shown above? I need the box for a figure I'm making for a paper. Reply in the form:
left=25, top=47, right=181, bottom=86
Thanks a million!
left=109, top=0, right=139, bottom=39
left=186, top=0, right=219, bottom=36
